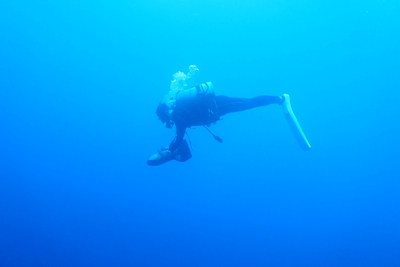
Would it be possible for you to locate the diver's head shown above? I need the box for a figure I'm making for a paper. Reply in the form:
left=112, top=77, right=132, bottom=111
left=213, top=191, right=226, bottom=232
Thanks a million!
left=156, top=102, right=174, bottom=128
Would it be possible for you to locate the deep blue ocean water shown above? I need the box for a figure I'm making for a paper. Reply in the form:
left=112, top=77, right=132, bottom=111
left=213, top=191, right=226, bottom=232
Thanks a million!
left=1, top=0, right=399, bottom=266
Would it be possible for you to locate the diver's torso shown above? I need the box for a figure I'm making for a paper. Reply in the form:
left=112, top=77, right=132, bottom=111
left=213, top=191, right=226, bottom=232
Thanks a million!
left=172, top=98, right=220, bottom=127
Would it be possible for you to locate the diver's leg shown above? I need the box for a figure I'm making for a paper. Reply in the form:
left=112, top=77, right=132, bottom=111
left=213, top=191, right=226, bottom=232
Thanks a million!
left=216, top=95, right=283, bottom=116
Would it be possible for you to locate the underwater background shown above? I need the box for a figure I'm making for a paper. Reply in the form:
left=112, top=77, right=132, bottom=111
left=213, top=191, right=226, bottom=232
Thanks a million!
left=1, top=0, right=399, bottom=266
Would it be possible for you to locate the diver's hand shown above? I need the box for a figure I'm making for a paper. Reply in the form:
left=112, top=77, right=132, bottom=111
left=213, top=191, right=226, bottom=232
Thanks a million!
left=147, top=147, right=173, bottom=166
left=158, top=147, right=172, bottom=159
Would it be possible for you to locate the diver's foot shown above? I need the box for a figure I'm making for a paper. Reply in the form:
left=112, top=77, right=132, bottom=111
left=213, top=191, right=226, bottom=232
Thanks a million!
left=280, top=94, right=292, bottom=114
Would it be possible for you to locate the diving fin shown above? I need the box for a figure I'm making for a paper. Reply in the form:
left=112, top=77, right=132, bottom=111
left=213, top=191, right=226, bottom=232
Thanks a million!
left=281, top=94, right=311, bottom=151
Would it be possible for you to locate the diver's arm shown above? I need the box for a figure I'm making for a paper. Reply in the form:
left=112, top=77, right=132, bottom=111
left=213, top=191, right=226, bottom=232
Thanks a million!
left=169, top=123, right=186, bottom=153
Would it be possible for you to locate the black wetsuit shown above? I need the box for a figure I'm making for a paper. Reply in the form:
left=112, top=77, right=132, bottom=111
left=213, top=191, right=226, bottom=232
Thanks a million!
left=168, top=95, right=282, bottom=152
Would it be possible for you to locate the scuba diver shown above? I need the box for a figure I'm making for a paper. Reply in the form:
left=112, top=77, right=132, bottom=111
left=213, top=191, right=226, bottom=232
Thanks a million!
left=147, top=66, right=311, bottom=166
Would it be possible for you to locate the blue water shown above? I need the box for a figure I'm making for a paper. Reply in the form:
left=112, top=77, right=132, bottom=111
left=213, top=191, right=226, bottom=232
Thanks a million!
left=1, top=1, right=399, bottom=266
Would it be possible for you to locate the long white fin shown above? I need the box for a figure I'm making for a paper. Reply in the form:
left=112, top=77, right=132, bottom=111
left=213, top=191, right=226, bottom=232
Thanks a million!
left=282, top=94, right=311, bottom=151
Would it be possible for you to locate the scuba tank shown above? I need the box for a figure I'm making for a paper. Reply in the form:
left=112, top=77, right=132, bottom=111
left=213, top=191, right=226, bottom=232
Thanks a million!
left=176, top=82, right=215, bottom=104
left=157, top=82, right=215, bottom=128
left=175, top=82, right=223, bottom=143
